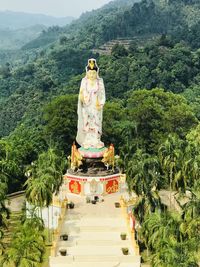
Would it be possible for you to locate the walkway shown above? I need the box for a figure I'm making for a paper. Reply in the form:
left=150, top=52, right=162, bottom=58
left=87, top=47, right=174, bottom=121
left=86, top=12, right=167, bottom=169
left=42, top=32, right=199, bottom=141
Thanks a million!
left=49, top=193, right=140, bottom=267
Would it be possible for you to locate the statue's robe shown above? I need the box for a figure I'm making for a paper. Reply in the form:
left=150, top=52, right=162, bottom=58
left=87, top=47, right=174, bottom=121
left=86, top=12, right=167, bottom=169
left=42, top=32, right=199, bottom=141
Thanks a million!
left=76, top=76, right=105, bottom=148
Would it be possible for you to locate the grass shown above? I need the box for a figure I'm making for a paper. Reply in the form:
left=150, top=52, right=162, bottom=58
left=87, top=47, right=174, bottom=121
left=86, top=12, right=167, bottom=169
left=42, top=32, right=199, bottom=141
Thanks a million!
left=3, top=211, right=22, bottom=245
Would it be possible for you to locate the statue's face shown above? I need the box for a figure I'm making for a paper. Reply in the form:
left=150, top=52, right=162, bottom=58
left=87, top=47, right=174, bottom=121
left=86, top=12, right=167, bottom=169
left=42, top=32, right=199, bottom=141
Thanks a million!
left=87, top=70, right=97, bottom=81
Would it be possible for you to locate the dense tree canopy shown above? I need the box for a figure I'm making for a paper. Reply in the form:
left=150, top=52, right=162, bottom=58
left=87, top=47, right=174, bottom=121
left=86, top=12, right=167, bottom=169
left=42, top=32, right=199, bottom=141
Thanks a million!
left=43, top=95, right=78, bottom=153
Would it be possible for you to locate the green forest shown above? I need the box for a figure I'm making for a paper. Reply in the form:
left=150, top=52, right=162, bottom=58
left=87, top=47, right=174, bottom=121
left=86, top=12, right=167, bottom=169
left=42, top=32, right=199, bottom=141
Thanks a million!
left=0, top=0, right=200, bottom=266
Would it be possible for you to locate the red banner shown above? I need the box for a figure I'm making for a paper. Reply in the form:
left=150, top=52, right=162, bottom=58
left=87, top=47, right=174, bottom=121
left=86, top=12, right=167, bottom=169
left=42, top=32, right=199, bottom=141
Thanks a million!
left=106, top=179, right=119, bottom=194
left=69, top=180, right=81, bottom=194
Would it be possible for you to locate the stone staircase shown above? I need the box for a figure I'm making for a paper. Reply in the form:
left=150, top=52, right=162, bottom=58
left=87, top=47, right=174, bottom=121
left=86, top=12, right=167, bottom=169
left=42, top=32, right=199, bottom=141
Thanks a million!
left=49, top=195, right=141, bottom=267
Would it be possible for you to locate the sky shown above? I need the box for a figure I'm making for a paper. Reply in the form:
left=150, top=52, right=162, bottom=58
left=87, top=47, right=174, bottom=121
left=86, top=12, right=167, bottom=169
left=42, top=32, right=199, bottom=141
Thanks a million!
left=0, top=0, right=112, bottom=18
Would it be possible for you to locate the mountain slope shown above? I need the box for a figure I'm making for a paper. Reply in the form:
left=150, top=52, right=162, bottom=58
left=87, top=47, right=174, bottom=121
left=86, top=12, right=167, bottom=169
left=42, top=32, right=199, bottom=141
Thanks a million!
left=0, top=25, right=47, bottom=50
left=22, top=0, right=139, bottom=50
left=0, top=11, right=74, bottom=29
left=0, top=11, right=74, bottom=50
left=58, top=0, right=200, bottom=49
left=28, top=0, right=190, bottom=51
left=1, top=0, right=200, bottom=137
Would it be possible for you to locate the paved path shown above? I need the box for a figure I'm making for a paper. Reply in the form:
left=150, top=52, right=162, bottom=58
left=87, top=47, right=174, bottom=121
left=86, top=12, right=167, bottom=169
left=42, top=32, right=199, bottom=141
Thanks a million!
left=49, top=192, right=140, bottom=267
left=6, top=195, right=25, bottom=212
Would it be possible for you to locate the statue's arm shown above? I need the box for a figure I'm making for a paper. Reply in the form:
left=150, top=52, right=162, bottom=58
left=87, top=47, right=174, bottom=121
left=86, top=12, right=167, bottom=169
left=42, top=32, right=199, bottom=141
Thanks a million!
left=79, top=78, right=86, bottom=104
left=99, top=78, right=106, bottom=106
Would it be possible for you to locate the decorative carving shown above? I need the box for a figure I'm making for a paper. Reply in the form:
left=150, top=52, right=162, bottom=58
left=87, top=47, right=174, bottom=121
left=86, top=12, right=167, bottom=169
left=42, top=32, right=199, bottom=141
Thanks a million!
left=70, top=142, right=83, bottom=171
left=102, top=144, right=115, bottom=170
left=106, top=179, right=119, bottom=194
left=69, top=180, right=81, bottom=194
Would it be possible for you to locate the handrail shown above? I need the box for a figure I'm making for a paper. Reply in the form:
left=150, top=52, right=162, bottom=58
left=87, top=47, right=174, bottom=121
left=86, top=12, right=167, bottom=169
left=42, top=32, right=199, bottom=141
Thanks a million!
left=7, top=191, right=25, bottom=198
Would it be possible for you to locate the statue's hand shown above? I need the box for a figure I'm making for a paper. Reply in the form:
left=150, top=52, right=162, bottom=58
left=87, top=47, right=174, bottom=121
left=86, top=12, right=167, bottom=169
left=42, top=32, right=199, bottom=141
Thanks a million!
left=96, top=104, right=102, bottom=111
left=79, top=88, right=84, bottom=103
left=79, top=94, right=83, bottom=104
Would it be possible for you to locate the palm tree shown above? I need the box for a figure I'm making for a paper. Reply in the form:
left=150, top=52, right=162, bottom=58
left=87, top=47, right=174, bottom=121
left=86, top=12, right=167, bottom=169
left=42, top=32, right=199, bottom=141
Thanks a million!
left=119, top=120, right=138, bottom=169
left=20, top=203, right=45, bottom=232
left=25, top=147, right=66, bottom=241
left=158, top=134, right=185, bottom=207
left=25, top=147, right=66, bottom=206
left=34, top=148, right=66, bottom=194
left=183, top=142, right=200, bottom=188
left=142, top=211, right=181, bottom=249
left=126, top=149, right=160, bottom=195
left=141, top=211, right=198, bottom=267
left=132, top=190, right=164, bottom=224
left=179, top=182, right=200, bottom=243
left=1, top=223, right=45, bottom=267
left=126, top=149, right=164, bottom=223
left=25, top=175, right=52, bottom=218
left=151, top=238, right=198, bottom=267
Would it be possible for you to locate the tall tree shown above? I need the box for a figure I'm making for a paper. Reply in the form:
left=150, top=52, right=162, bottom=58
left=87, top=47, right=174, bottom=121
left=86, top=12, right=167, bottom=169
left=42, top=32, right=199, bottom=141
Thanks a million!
left=126, top=149, right=164, bottom=223
left=43, top=95, right=77, bottom=153
left=127, top=88, right=197, bottom=153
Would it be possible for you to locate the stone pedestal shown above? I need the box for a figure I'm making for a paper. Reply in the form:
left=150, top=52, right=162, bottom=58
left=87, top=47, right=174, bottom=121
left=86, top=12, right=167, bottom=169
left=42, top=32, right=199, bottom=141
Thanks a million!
left=65, top=146, right=121, bottom=197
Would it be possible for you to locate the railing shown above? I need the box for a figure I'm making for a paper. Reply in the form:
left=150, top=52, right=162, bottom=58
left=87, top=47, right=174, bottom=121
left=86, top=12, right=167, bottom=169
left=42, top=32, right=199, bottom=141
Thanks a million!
left=7, top=190, right=25, bottom=198
left=50, top=198, right=68, bottom=257
left=120, top=196, right=140, bottom=256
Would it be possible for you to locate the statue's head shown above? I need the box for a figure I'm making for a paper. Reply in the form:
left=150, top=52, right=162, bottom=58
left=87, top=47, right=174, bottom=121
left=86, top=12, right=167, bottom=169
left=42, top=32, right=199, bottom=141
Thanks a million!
left=86, top=58, right=99, bottom=80
left=87, top=58, right=98, bottom=72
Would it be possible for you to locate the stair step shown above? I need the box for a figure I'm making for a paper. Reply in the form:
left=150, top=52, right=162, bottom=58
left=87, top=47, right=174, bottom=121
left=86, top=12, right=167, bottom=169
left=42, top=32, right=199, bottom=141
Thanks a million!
left=62, top=226, right=127, bottom=233
left=64, top=218, right=124, bottom=226
left=56, top=246, right=134, bottom=256
left=50, top=255, right=140, bottom=263
left=50, top=261, right=140, bottom=267
left=73, top=255, right=140, bottom=263
left=57, top=239, right=130, bottom=247
left=76, top=231, right=130, bottom=240
left=50, top=258, right=119, bottom=267
left=78, top=226, right=126, bottom=231
left=76, top=240, right=130, bottom=246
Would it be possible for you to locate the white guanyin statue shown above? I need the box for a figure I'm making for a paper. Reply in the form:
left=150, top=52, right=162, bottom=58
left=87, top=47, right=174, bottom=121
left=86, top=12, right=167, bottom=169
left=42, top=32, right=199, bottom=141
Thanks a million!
left=76, top=58, right=106, bottom=149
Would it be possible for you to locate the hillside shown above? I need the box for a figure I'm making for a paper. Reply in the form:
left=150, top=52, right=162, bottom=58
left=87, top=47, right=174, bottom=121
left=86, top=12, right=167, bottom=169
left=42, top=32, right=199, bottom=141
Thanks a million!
left=24, top=0, right=200, bottom=51
left=66, top=0, right=200, bottom=48
left=22, top=0, right=139, bottom=50
left=0, top=11, right=74, bottom=29
left=1, top=0, right=200, bottom=139
left=0, top=25, right=47, bottom=50
left=0, top=11, right=74, bottom=50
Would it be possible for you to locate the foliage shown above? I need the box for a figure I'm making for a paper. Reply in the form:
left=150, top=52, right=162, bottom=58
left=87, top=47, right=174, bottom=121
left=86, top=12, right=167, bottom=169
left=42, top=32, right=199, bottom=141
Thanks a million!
left=1, top=220, right=46, bottom=267
left=43, top=95, right=78, bottom=153
left=102, top=100, right=127, bottom=151
left=25, top=147, right=66, bottom=208
left=140, top=211, right=199, bottom=267
left=0, top=25, right=46, bottom=50
left=127, top=88, right=197, bottom=153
